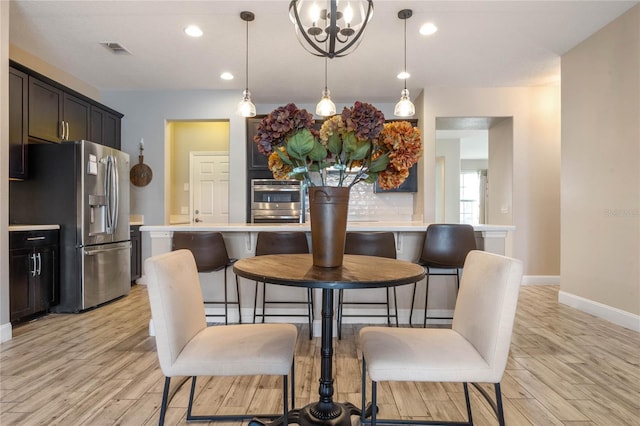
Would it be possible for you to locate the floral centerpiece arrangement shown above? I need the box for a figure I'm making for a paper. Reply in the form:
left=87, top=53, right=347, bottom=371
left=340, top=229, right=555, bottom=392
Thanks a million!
left=253, top=101, right=422, bottom=190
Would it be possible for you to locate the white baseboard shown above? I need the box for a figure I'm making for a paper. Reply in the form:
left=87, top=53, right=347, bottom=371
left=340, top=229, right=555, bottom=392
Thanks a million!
left=0, top=322, right=13, bottom=342
left=558, top=290, right=640, bottom=332
left=522, top=275, right=560, bottom=285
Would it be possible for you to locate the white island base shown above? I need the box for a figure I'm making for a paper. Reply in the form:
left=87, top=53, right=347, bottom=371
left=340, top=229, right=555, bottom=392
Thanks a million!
left=141, top=222, right=513, bottom=337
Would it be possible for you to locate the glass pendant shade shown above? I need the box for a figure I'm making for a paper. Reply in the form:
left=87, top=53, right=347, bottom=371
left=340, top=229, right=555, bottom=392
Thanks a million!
left=316, top=88, right=336, bottom=116
left=394, top=88, right=415, bottom=117
left=289, top=0, right=374, bottom=58
left=238, top=89, right=256, bottom=117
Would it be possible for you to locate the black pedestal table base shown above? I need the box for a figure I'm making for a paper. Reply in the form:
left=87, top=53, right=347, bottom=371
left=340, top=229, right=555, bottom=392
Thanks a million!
left=249, top=401, right=373, bottom=426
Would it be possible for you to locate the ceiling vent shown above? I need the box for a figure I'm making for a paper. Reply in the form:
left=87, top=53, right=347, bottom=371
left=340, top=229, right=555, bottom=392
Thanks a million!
left=100, top=42, right=131, bottom=55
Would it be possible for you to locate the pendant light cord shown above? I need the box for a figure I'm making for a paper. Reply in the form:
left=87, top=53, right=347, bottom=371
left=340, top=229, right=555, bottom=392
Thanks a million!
left=324, top=57, right=328, bottom=90
left=403, top=17, right=407, bottom=91
left=245, top=19, right=249, bottom=91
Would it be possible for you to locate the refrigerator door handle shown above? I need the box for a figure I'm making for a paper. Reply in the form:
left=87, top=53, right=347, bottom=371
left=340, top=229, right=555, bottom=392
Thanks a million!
left=112, top=156, right=119, bottom=234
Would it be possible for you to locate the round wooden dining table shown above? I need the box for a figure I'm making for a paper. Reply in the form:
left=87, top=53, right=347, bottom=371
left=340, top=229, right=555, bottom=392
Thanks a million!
left=234, top=253, right=425, bottom=426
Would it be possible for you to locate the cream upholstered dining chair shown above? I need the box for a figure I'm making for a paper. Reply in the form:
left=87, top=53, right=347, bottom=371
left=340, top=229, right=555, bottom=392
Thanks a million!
left=359, top=250, right=523, bottom=426
left=145, top=250, right=297, bottom=425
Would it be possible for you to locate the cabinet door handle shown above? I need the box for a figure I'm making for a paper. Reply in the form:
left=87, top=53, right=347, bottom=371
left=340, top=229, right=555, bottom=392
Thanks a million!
left=30, top=253, right=37, bottom=277
left=59, top=121, right=64, bottom=140
left=27, top=236, right=46, bottom=241
left=36, top=253, right=42, bottom=276
left=65, top=121, right=70, bottom=140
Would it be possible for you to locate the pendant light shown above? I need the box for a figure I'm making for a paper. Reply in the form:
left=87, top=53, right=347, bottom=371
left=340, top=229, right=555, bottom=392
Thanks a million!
left=237, top=11, right=256, bottom=117
left=394, top=9, right=415, bottom=117
left=316, top=57, right=336, bottom=116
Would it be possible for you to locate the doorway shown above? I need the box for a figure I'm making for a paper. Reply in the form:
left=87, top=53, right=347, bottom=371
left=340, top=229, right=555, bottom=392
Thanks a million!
left=166, top=120, right=230, bottom=224
left=434, top=117, right=513, bottom=226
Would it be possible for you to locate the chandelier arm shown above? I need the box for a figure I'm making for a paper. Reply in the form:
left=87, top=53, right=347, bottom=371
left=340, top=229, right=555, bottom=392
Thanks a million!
left=332, top=2, right=374, bottom=57
left=290, top=2, right=334, bottom=57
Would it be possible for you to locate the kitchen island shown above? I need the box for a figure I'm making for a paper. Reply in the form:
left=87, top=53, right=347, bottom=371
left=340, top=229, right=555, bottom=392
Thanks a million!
left=141, top=222, right=513, bottom=334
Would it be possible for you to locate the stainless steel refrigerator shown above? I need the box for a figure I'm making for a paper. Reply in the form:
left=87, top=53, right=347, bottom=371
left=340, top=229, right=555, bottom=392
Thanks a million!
left=9, top=140, right=131, bottom=312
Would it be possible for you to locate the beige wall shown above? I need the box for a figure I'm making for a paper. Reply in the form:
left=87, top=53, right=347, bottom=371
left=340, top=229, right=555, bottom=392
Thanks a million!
left=488, top=118, right=514, bottom=227
left=561, top=5, right=639, bottom=316
left=421, top=86, right=561, bottom=275
left=9, top=44, right=100, bottom=100
left=168, top=121, right=230, bottom=216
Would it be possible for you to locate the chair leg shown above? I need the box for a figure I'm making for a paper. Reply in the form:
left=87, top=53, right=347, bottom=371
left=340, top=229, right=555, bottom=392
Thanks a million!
left=361, top=357, right=368, bottom=424
left=159, top=377, right=171, bottom=426
left=337, top=289, right=344, bottom=340
left=187, top=376, right=198, bottom=419
left=290, top=359, right=296, bottom=409
left=223, top=268, right=229, bottom=325
left=463, top=382, right=473, bottom=425
left=253, top=281, right=259, bottom=323
left=371, top=379, right=378, bottom=426
left=392, top=287, right=399, bottom=327
left=283, top=374, right=289, bottom=426
left=261, top=283, right=267, bottom=323
left=307, top=288, right=313, bottom=340
left=409, top=282, right=417, bottom=326
left=385, top=288, right=391, bottom=326
left=495, top=383, right=505, bottom=426
left=235, top=274, right=242, bottom=324
left=423, top=270, right=431, bottom=328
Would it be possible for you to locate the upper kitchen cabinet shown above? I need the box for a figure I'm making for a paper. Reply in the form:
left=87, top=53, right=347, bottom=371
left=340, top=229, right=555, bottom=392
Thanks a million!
left=10, top=61, right=123, bottom=149
left=90, top=106, right=122, bottom=149
left=9, top=67, right=28, bottom=180
left=246, top=116, right=269, bottom=170
left=28, top=77, right=90, bottom=143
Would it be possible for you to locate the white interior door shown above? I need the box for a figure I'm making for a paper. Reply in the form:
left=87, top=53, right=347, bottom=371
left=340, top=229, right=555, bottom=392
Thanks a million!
left=190, top=152, right=229, bottom=223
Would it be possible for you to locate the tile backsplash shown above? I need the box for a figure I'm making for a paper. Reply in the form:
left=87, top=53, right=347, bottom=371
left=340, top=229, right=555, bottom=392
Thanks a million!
left=304, top=180, right=415, bottom=222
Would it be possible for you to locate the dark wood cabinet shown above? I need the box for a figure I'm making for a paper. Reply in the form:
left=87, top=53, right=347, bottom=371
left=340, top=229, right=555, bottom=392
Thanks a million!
left=9, top=230, right=59, bottom=323
left=28, top=77, right=63, bottom=143
left=130, top=225, right=142, bottom=282
left=247, top=116, right=269, bottom=171
left=63, top=93, right=90, bottom=141
left=9, top=68, right=28, bottom=180
left=28, top=76, right=91, bottom=144
left=91, top=106, right=122, bottom=149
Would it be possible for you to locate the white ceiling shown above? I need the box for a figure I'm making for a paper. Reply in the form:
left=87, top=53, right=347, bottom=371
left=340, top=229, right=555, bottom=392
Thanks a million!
left=8, top=1, right=638, bottom=105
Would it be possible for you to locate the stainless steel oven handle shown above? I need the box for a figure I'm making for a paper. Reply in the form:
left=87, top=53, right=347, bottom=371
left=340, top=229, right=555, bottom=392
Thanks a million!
left=252, top=215, right=300, bottom=219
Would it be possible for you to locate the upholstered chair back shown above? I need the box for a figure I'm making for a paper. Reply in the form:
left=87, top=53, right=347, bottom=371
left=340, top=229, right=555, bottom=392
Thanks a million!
left=451, top=250, right=523, bottom=382
left=145, top=249, right=207, bottom=376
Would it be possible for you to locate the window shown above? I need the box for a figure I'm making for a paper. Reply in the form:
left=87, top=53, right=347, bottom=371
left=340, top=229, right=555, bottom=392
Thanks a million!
left=460, top=170, right=484, bottom=224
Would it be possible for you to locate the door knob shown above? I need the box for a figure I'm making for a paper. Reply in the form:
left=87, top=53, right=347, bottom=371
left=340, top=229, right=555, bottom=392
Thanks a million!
left=195, top=218, right=202, bottom=223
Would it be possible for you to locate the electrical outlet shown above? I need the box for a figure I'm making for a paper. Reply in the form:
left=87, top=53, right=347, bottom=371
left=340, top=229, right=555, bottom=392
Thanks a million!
left=183, top=183, right=189, bottom=191
left=181, top=206, right=188, bottom=214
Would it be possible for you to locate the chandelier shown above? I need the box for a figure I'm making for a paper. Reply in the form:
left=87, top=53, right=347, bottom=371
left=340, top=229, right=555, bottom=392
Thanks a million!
left=289, top=0, right=374, bottom=58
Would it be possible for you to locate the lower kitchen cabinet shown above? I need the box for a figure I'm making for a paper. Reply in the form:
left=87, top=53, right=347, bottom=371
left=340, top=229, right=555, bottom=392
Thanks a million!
left=130, top=225, right=142, bottom=282
left=9, top=230, right=59, bottom=323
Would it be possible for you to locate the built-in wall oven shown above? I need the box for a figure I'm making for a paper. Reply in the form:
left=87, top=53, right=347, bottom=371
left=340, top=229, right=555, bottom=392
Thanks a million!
left=251, top=179, right=305, bottom=223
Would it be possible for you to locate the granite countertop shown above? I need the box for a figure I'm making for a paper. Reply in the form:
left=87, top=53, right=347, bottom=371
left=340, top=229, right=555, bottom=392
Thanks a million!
left=9, top=224, right=61, bottom=232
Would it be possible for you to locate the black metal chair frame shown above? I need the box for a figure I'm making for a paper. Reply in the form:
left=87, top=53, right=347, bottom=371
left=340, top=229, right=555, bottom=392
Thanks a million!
left=360, top=357, right=506, bottom=426
left=158, top=361, right=295, bottom=425
left=252, top=232, right=314, bottom=340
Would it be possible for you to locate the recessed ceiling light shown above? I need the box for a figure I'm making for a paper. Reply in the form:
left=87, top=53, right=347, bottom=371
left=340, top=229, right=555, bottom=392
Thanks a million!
left=397, top=71, right=410, bottom=80
left=184, top=25, right=203, bottom=37
left=420, top=22, right=438, bottom=36
left=220, top=72, right=234, bottom=80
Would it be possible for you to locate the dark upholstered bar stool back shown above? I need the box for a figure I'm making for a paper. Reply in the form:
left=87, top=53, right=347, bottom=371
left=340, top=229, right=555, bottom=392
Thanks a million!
left=172, top=232, right=240, bottom=324
left=254, top=231, right=314, bottom=339
left=337, top=232, right=399, bottom=339
left=410, top=224, right=477, bottom=327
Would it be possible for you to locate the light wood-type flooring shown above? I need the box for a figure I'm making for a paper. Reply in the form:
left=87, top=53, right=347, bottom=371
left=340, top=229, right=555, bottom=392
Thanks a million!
left=1, top=284, right=639, bottom=425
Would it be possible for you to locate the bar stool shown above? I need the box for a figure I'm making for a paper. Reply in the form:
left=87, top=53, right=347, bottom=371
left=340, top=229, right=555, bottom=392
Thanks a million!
left=410, top=224, right=477, bottom=327
left=337, top=232, right=399, bottom=340
left=253, top=231, right=314, bottom=339
left=172, top=232, right=241, bottom=324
